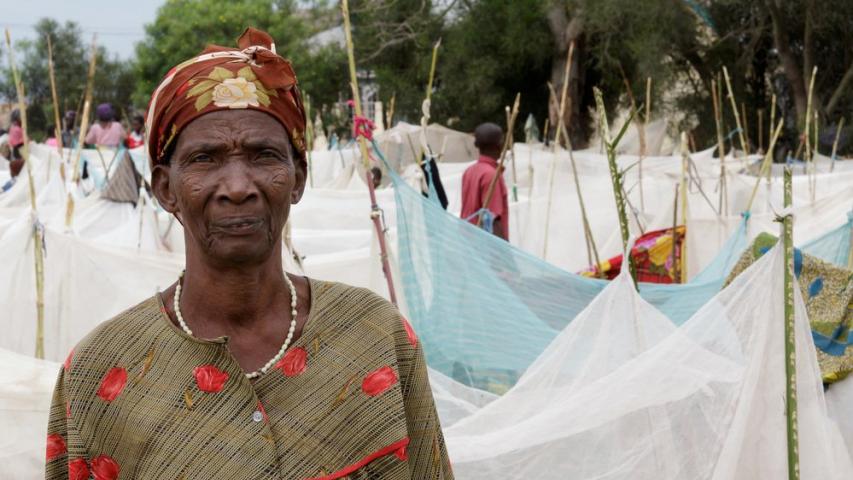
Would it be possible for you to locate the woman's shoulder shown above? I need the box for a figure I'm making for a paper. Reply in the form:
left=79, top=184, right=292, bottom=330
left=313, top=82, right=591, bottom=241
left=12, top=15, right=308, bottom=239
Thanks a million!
left=65, top=296, right=166, bottom=372
left=308, top=278, right=408, bottom=338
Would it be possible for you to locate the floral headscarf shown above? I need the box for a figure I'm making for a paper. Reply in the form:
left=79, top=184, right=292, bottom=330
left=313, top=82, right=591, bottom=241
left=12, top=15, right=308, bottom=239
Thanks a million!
left=145, top=27, right=306, bottom=167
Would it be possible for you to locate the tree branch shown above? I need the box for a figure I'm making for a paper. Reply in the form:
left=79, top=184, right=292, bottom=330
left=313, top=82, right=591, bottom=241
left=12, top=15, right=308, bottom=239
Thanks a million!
left=825, top=61, right=853, bottom=115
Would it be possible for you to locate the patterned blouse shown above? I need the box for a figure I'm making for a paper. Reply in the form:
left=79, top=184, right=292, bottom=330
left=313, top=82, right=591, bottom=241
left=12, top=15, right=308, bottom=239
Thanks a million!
left=45, top=279, right=452, bottom=479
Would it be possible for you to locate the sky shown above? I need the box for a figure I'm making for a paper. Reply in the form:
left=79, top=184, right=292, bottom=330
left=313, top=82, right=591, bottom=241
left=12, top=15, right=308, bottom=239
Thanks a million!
left=3, top=0, right=164, bottom=59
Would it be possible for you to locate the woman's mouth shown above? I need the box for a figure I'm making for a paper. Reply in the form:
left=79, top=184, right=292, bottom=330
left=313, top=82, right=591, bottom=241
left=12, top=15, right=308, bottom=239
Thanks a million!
left=212, top=217, right=264, bottom=235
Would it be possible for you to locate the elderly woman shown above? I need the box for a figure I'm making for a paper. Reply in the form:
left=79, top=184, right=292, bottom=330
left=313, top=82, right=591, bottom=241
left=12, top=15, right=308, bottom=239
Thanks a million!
left=46, top=28, right=451, bottom=480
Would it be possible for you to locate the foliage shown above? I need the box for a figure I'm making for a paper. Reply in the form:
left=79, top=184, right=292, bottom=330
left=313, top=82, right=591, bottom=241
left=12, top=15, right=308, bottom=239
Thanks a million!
left=133, top=0, right=350, bottom=109
left=4, top=0, right=852, bottom=154
left=433, top=0, right=553, bottom=133
left=1, top=19, right=135, bottom=140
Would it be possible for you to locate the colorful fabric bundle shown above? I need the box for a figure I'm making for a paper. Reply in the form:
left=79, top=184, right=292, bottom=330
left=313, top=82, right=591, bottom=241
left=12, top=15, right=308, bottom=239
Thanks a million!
left=579, top=226, right=687, bottom=283
left=725, top=232, right=853, bottom=383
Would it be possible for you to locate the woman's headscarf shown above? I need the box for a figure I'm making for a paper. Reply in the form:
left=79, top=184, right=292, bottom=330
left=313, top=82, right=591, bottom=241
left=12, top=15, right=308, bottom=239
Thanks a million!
left=145, top=27, right=306, bottom=167
left=96, top=103, right=114, bottom=122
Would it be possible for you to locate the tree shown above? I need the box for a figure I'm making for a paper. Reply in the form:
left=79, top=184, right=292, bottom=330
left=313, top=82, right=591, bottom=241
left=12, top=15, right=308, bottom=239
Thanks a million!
left=133, top=0, right=349, bottom=109
left=1, top=19, right=136, bottom=139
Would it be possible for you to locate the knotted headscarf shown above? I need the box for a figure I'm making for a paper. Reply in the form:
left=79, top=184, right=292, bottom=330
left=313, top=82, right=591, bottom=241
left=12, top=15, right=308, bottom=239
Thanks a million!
left=145, top=27, right=306, bottom=167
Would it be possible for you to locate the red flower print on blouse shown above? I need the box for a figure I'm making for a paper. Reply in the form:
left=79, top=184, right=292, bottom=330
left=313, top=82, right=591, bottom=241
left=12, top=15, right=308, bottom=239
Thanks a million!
left=63, top=349, right=74, bottom=372
left=96, top=367, right=128, bottom=402
left=401, top=317, right=418, bottom=347
left=46, top=433, right=66, bottom=461
left=274, top=347, right=307, bottom=377
left=91, top=454, right=120, bottom=480
left=68, top=458, right=90, bottom=480
left=257, top=401, right=269, bottom=423
left=394, top=444, right=408, bottom=461
left=193, top=364, right=229, bottom=393
left=362, top=366, right=398, bottom=397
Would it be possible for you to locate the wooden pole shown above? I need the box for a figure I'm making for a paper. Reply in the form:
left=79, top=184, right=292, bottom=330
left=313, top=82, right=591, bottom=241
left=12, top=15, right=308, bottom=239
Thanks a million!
left=830, top=118, right=844, bottom=172
left=557, top=125, right=602, bottom=275
left=479, top=94, right=520, bottom=227
left=341, top=0, right=398, bottom=306
left=781, top=166, right=800, bottom=480
left=304, top=93, right=315, bottom=188
left=722, top=66, right=750, bottom=160
left=542, top=42, right=575, bottom=254
left=741, top=102, right=751, bottom=152
left=679, top=132, right=689, bottom=281
left=66, top=35, right=98, bottom=229
left=6, top=29, right=46, bottom=359
left=507, top=105, right=519, bottom=202
left=418, top=39, right=441, bottom=160
left=804, top=67, right=817, bottom=201
left=640, top=76, right=651, bottom=211
left=542, top=41, right=600, bottom=272
left=758, top=108, right=765, bottom=153
left=46, top=35, right=64, bottom=156
left=770, top=94, right=777, bottom=137
left=670, top=183, right=679, bottom=283
left=594, top=87, right=636, bottom=287
left=386, top=94, right=396, bottom=128
left=712, top=79, right=728, bottom=215
left=747, top=118, right=785, bottom=212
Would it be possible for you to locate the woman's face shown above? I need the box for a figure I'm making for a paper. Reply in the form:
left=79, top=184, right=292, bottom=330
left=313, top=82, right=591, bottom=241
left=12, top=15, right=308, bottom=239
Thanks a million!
left=152, top=109, right=306, bottom=267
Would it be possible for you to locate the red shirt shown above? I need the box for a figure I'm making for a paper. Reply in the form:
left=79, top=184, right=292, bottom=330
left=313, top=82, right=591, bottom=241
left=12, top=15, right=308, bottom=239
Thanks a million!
left=460, top=154, right=509, bottom=239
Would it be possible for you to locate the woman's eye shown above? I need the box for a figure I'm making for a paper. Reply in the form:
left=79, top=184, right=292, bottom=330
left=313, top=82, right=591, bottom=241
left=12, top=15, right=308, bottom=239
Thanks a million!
left=258, top=150, right=284, bottom=161
left=190, top=153, right=213, bottom=163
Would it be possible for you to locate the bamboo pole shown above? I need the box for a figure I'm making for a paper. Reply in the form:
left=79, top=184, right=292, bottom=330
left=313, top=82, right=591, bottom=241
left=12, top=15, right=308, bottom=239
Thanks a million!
left=542, top=41, right=600, bottom=271
left=66, top=35, right=98, bottom=229
left=542, top=42, right=575, bottom=256
left=418, top=39, right=441, bottom=160
left=386, top=94, right=396, bottom=128
left=830, top=118, right=844, bottom=172
left=712, top=79, right=728, bottom=215
left=619, top=68, right=646, bottom=213
left=781, top=166, right=800, bottom=480
left=741, top=102, right=751, bottom=151
left=670, top=184, right=679, bottom=283
left=557, top=125, right=602, bottom=275
left=71, top=35, right=98, bottom=183
left=507, top=105, right=519, bottom=202
left=46, top=35, right=64, bottom=160
left=758, top=108, right=764, bottom=153
left=341, top=0, right=398, bottom=306
left=722, top=66, right=750, bottom=160
left=767, top=93, right=776, bottom=148
left=479, top=93, right=520, bottom=229
left=640, top=76, right=651, bottom=211
left=747, top=118, right=785, bottom=212
left=304, top=94, right=315, bottom=188
left=6, top=29, right=46, bottom=359
left=804, top=67, right=817, bottom=202
left=679, top=133, right=689, bottom=280
left=594, top=87, right=636, bottom=287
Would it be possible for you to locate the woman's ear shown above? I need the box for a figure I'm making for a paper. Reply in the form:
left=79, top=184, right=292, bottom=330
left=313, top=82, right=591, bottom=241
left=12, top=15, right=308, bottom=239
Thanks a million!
left=291, top=159, right=308, bottom=204
left=151, top=164, right=179, bottom=215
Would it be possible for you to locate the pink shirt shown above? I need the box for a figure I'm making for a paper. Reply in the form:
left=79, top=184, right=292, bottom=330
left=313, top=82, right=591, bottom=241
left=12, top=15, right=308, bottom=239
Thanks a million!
left=460, top=154, right=509, bottom=239
left=85, top=121, right=125, bottom=147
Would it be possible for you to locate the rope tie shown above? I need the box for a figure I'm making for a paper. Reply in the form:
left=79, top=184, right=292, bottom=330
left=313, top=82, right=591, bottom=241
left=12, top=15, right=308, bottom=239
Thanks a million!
left=773, top=206, right=795, bottom=223
left=346, top=100, right=376, bottom=141
left=464, top=209, right=495, bottom=234
left=31, top=212, right=46, bottom=257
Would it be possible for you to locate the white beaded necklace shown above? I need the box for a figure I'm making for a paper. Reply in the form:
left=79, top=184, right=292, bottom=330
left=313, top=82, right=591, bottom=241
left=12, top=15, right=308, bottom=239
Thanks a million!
left=173, top=270, right=298, bottom=379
